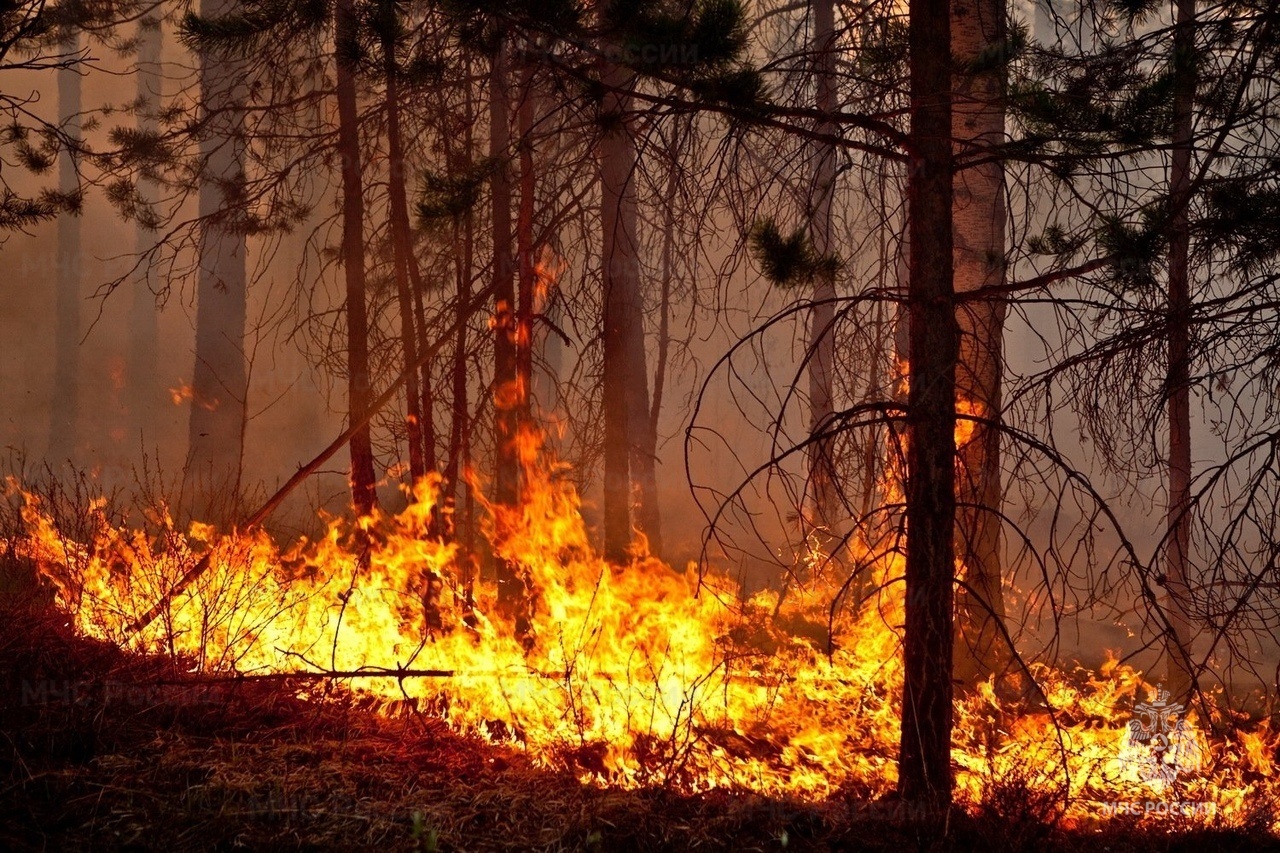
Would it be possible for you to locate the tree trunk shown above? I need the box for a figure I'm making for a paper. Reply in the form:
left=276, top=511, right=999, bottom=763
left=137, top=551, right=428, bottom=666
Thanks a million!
left=445, top=213, right=472, bottom=504
left=336, top=0, right=378, bottom=515
left=1165, top=0, right=1197, bottom=703
left=382, top=15, right=426, bottom=485
left=129, top=16, right=162, bottom=451
left=384, top=28, right=443, bottom=624
left=445, top=66, right=475, bottom=529
left=407, top=232, right=436, bottom=475
left=951, top=0, right=1010, bottom=688
left=188, top=0, right=248, bottom=523
left=437, top=68, right=473, bottom=550
left=627, top=316, right=662, bottom=556
left=537, top=289, right=564, bottom=421
left=489, top=32, right=523, bottom=613
left=806, top=0, right=840, bottom=544
left=490, top=34, right=518, bottom=510
left=413, top=281, right=437, bottom=473
left=50, top=31, right=82, bottom=466
left=516, top=58, right=536, bottom=442
left=648, top=125, right=679, bottom=501
left=600, top=62, right=660, bottom=562
left=898, top=0, right=957, bottom=812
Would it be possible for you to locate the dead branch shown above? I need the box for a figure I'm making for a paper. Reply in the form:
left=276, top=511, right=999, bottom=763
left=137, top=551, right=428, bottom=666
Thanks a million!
left=125, top=283, right=497, bottom=635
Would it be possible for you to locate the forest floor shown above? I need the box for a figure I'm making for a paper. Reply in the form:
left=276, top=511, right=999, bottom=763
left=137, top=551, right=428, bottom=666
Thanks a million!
left=1, top=603, right=1277, bottom=853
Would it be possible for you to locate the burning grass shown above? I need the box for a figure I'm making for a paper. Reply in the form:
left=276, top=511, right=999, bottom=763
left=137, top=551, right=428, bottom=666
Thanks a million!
left=2, top=433, right=1279, bottom=848
left=1, top=605, right=1276, bottom=852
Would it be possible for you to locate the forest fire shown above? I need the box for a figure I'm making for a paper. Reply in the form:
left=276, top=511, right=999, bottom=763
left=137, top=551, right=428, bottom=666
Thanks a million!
left=8, top=0, right=1280, bottom=846
left=8, top=430, right=1277, bottom=830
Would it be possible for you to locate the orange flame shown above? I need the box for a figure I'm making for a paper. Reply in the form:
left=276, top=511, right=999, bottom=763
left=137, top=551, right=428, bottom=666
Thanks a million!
left=168, top=382, right=195, bottom=406
left=5, top=432, right=1278, bottom=824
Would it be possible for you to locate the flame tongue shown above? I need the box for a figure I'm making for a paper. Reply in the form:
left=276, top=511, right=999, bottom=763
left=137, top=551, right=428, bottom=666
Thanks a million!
left=7, top=437, right=1279, bottom=823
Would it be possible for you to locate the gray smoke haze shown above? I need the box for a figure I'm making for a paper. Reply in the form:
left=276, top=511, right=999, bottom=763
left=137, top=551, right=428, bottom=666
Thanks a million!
left=1, top=9, right=1275, bottom=694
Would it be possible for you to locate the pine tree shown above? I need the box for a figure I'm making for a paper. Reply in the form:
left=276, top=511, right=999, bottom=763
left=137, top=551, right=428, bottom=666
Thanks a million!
left=128, top=11, right=163, bottom=451
left=187, top=0, right=249, bottom=523
left=598, top=28, right=656, bottom=563
left=377, top=0, right=429, bottom=485
left=805, top=0, right=839, bottom=545
left=335, top=0, right=379, bottom=515
left=951, top=0, right=1013, bottom=690
left=897, top=0, right=957, bottom=811
left=49, top=28, right=82, bottom=466
left=1163, top=0, right=1197, bottom=704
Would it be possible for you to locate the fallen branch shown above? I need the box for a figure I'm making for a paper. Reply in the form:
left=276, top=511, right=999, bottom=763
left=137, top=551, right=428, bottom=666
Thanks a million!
left=155, top=668, right=460, bottom=682
left=126, top=284, right=497, bottom=635
left=111, top=667, right=895, bottom=687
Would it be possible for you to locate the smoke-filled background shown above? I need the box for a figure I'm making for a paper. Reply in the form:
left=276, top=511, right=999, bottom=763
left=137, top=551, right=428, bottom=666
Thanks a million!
left=1, top=0, right=1278, bottom=703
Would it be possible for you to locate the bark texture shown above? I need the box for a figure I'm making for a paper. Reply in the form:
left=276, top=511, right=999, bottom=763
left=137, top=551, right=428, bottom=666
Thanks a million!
left=1165, top=0, right=1197, bottom=703
left=807, top=0, right=840, bottom=540
left=898, top=0, right=957, bottom=810
left=951, top=0, right=1011, bottom=687
left=600, top=62, right=661, bottom=563
left=336, top=0, right=378, bottom=515
left=382, top=17, right=427, bottom=485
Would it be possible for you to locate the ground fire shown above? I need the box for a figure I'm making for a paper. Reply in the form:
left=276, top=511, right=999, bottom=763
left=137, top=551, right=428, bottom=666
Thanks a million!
left=7, top=0, right=1280, bottom=848
left=6, top=426, right=1277, bottom=830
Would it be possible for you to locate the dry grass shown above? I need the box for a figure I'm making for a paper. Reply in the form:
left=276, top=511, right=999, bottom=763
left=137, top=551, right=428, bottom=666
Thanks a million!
left=1, top=603, right=1277, bottom=852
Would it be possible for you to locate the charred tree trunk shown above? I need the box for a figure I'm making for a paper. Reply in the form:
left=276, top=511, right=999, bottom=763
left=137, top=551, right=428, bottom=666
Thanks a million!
left=600, top=63, right=660, bottom=562
left=50, top=31, right=82, bottom=466
left=951, top=0, right=1010, bottom=688
left=188, top=0, right=248, bottom=522
left=382, top=15, right=426, bottom=485
left=1165, top=0, right=1197, bottom=703
left=336, top=0, right=378, bottom=515
left=806, top=0, right=840, bottom=544
left=898, top=0, right=957, bottom=811
left=397, top=43, right=439, bottom=483
left=129, top=16, right=162, bottom=450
